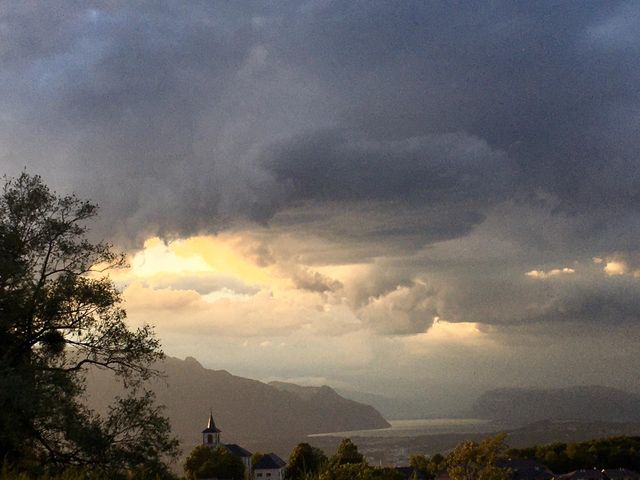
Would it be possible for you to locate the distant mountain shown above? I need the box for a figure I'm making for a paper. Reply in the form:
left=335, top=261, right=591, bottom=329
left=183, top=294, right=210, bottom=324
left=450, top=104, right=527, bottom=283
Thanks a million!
left=471, top=386, right=640, bottom=423
left=84, top=356, right=389, bottom=449
left=334, top=388, right=469, bottom=420
left=268, top=381, right=391, bottom=430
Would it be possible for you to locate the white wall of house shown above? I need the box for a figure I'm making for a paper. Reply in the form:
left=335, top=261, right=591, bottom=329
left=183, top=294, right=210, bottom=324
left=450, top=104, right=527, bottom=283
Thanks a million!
left=253, top=467, right=284, bottom=480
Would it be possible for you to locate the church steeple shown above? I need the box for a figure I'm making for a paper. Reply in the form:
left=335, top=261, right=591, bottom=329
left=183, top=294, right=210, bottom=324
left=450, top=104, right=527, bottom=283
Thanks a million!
left=202, top=411, right=222, bottom=447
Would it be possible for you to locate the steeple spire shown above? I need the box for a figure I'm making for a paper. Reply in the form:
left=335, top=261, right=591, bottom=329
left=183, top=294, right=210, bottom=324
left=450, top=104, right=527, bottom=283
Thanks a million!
left=202, top=411, right=222, bottom=447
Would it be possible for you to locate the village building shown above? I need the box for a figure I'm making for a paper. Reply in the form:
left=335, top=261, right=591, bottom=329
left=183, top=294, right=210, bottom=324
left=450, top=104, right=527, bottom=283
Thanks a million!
left=252, top=453, right=286, bottom=480
left=202, top=413, right=222, bottom=448
left=201, top=413, right=285, bottom=480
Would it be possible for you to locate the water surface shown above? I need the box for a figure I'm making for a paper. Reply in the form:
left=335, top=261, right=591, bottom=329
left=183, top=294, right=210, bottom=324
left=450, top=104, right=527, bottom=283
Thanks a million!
left=309, top=418, right=504, bottom=438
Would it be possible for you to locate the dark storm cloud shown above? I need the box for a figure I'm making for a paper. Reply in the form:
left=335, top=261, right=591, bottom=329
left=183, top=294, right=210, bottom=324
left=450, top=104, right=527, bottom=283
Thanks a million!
left=264, top=130, right=511, bottom=204
left=267, top=1, right=640, bottom=215
left=0, top=1, right=274, bottom=241
left=438, top=265, right=640, bottom=328
left=2, top=1, right=638, bottom=239
left=3, top=1, right=640, bottom=229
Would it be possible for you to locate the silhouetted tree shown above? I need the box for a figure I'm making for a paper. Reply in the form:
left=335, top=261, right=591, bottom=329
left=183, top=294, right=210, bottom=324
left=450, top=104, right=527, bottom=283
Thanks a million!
left=0, top=173, right=178, bottom=477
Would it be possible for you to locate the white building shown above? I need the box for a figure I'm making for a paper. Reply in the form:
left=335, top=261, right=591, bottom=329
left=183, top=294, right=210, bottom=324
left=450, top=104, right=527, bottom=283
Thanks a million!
left=253, top=453, right=286, bottom=480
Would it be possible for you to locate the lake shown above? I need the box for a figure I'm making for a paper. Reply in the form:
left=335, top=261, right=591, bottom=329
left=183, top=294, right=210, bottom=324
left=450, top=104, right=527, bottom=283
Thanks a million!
left=309, top=418, right=506, bottom=438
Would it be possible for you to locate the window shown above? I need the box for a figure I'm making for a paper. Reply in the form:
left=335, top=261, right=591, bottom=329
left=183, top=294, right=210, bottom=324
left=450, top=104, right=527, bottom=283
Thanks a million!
left=207, top=434, right=213, bottom=444
left=257, top=474, right=262, bottom=478
left=266, top=474, right=271, bottom=477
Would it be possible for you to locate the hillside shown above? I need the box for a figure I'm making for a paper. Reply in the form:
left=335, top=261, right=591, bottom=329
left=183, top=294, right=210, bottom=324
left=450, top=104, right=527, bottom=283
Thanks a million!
left=471, top=386, right=640, bottom=423
left=85, top=356, right=389, bottom=450
left=269, top=381, right=392, bottom=431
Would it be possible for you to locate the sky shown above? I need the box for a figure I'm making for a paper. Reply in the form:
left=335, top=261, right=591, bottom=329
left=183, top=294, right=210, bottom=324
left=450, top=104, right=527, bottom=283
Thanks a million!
left=2, top=1, right=640, bottom=412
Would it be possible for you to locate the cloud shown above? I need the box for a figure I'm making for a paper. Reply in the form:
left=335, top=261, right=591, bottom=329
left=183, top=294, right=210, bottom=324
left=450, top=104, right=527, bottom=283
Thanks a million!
left=3, top=2, right=640, bottom=396
left=525, top=268, right=575, bottom=279
left=263, top=130, right=512, bottom=205
left=357, top=281, right=438, bottom=335
left=604, top=260, right=628, bottom=276
left=2, top=1, right=639, bottom=246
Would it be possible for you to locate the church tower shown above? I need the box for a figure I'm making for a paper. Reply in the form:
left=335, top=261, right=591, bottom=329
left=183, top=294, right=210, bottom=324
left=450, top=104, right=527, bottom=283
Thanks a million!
left=202, top=412, right=222, bottom=447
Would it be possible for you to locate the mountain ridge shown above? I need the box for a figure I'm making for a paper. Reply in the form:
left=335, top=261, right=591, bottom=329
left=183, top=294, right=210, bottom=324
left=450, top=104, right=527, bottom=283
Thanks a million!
left=84, top=356, right=390, bottom=450
left=470, top=385, right=640, bottom=423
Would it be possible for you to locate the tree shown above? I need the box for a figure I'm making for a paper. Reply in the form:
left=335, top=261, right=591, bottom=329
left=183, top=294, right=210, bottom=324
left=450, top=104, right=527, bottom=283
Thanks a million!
left=447, top=433, right=511, bottom=480
left=329, top=439, right=363, bottom=467
left=410, top=453, right=446, bottom=480
left=287, top=443, right=327, bottom=479
left=0, top=173, right=179, bottom=477
left=184, top=445, right=245, bottom=480
left=319, top=439, right=368, bottom=480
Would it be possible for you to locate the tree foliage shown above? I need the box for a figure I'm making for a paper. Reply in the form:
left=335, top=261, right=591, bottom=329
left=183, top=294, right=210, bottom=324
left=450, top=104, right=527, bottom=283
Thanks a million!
left=329, top=439, right=363, bottom=468
left=251, top=452, right=265, bottom=468
left=287, top=443, right=327, bottom=480
left=0, top=173, right=178, bottom=477
left=507, top=436, right=640, bottom=474
left=184, top=445, right=245, bottom=480
left=446, top=433, right=511, bottom=480
left=410, top=453, right=446, bottom=480
left=284, top=440, right=405, bottom=480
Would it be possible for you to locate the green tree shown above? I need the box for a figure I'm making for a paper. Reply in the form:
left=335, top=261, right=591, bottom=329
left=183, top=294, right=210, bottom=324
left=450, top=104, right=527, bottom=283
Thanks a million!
left=329, top=439, right=364, bottom=467
left=184, top=445, right=245, bottom=480
left=447, top=433, right=511, bottom=480
left=0, top=173, right=179, bottom=477
left=287, top=443, right=327, bottom=479
left=410, top=454, right=430, bottom=480
left=319, top=439, right=369, bottom=480
left=410, top=453, right=446, bottom=480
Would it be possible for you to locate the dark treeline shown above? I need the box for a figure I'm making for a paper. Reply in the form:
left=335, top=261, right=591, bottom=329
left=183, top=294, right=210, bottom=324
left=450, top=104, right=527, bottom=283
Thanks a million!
left=408, top=435, right=640, bottom=480
left=507, top=436, right=640, bottom=474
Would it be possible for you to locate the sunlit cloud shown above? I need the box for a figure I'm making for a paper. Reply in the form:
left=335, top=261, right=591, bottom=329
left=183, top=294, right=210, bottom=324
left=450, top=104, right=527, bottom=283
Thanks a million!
left=427, top=318, right=487, bottom=342
left=525, top=267, right=575, bottom=279
left=595, top=256, right=640, bottom=277
left=604, top=260, right=628, bottom=276
left=129, top=237, right=212, bottom=277
left=202, top=288, right=254, bottom=303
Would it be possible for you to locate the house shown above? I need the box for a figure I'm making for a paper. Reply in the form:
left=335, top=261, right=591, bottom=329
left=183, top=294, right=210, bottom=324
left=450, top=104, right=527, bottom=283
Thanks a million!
left=253, top=453, right=286, bottom=480
left=225, top=443, right=253, bottom=476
